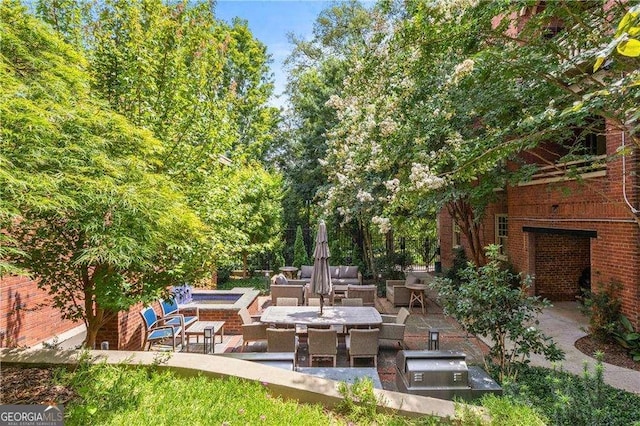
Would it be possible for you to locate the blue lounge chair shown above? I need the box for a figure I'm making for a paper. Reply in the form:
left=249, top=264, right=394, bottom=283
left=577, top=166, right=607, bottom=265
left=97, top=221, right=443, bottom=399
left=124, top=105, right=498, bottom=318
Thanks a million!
left=159, top=297, right=199, bottom=329
left=140, top=306, right=183, bottom=351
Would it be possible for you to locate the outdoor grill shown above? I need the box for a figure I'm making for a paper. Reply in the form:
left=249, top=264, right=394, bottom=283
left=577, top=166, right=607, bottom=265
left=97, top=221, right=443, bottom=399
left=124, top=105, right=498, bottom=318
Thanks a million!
left=395, top=350, right=502, bottom=401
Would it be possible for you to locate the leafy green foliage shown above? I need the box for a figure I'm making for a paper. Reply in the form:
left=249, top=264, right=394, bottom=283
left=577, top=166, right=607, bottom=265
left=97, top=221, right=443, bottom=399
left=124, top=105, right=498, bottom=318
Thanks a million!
left=504, top=363, right=640, bottom=426
left=431, top=246, right=564, bottom=382
left=581, top=281, right=622, bottom=342
left=1, top=1, right=203, bottom=348
left=37, top=0, right=283, bottom=283
left=444, top=246, right=469, bottom=288
left=293, top=225, right=310, bottom=268
left=613, top=315, right=640, bottom=361
left=336, top=378, right=381, bottom=424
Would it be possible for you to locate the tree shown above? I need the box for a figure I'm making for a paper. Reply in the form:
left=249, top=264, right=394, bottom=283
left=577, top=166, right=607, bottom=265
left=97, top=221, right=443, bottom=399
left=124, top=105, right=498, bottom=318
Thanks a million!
left=37, top=0, right=284, bottom=276
left=0, top=1, right=203, bottom=348
left=293, top=225, right=309, bottom=268
left=430, top=246, right=565, bottom=382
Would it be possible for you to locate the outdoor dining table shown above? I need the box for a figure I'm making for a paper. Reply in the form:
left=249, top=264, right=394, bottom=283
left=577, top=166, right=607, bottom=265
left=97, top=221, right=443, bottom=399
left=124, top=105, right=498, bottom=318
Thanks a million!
left=259, top=306, right=382, bottom=328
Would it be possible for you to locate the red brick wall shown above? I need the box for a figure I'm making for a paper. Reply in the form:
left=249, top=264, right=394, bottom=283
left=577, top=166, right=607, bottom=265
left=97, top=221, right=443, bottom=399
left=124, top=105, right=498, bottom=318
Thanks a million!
left=439, top=192, right=507, bottom=268
left=438, top=124, right=640, bottom=328
left=534, top=234, right=591, bottom=300
left=96, top=295, right=261, bottom=350
left=0, top=276, right=79, bottom=347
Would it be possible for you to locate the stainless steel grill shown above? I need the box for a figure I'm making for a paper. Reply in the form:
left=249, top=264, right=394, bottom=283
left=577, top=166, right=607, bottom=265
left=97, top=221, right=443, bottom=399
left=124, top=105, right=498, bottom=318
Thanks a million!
left=396, top=350, right=502, bottom=401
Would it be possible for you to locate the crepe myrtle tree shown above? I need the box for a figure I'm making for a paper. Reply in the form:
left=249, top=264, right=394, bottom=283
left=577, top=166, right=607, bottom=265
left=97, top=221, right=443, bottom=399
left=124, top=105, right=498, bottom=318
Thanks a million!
left=430, top=245, right=565, bottom=382
left=1, top=2, right=204, bottom=348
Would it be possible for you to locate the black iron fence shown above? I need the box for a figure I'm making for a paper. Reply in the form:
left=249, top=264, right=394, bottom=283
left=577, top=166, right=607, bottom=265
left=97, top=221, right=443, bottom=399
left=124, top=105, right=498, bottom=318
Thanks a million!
left=240, top=228, right=439, bottom=279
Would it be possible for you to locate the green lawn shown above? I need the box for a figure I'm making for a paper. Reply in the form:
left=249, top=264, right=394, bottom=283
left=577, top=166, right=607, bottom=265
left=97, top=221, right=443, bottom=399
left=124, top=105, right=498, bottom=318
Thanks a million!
left=57, top=357, right=544, bottom=425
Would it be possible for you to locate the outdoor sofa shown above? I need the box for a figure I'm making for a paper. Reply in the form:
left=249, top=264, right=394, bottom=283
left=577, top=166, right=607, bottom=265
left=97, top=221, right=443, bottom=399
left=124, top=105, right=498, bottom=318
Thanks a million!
left=297, top=264, right=363, bottom=286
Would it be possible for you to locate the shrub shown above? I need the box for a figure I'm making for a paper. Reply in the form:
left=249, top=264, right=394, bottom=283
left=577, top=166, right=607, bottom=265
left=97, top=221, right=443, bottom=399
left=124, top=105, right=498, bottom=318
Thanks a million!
left=293, top=225, right=309, bottom=268
left=445, top=246, right=468, bottom=287
left=581, top=280, right=621, bottom=342
left=504, top=360, right=640, bottom=425
left=613, top=314, right=640, bottom=361
left=430, top=245, right=564, bottom=382
left=336, top=378, right=381, bottom=423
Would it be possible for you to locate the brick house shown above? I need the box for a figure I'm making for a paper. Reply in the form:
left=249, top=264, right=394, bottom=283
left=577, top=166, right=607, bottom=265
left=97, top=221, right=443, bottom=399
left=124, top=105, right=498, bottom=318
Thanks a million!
left=439, top=3, right=639, bottom=329
left=439, top=122, right=639, bottom=330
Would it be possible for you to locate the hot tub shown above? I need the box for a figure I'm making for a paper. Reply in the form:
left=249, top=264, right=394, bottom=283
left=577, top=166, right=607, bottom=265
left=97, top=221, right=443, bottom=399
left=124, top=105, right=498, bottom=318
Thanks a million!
left=177, top=287, right=260, bottom=334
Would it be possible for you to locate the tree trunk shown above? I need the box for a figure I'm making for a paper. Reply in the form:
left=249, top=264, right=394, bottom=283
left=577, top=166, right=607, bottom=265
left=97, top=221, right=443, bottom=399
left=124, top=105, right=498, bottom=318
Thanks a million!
left=361, top=220, right=376, bottom=279
left=242, top=251, right=248, bottom=278
left=447, top=198, right=487, bottom=266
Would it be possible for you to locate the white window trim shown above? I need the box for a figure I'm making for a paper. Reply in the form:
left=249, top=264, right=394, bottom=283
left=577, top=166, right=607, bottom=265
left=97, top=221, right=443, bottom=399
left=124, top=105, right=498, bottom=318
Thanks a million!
left=495, top=214, right=508, bottom=256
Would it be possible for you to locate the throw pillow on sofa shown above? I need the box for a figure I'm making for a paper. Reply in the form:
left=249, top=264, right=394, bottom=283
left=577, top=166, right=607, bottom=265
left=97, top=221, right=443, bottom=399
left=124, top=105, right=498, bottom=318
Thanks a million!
left=339, top=265, right=359, bottom=279
left=272, top=273, right=288, bottom=285
left=405, top=274, right=421, bottom=286
left=299, top=265, right=313, bottom=279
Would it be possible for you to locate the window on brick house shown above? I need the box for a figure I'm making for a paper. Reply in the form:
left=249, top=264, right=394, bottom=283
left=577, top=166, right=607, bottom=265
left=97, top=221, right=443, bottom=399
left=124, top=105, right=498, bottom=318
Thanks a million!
left=453, top=222, right=461, bottom=248
left=581, top=116, right=606, bottom=156
left=495, top=214, right=508, bottom=255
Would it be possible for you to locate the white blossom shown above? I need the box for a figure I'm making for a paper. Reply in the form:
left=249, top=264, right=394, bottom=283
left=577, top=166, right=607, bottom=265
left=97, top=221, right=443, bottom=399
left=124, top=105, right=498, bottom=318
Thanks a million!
left=372, top=216, right=391, bottom=234
left=448, top=58, right=475, bottom=85
left=410, top=163, right=446, bottom=190
left=357, top=189, right=374, bottom=202
left=384, top=179, right=400, bottom=193
left=379, top=118, right=398, bottom=137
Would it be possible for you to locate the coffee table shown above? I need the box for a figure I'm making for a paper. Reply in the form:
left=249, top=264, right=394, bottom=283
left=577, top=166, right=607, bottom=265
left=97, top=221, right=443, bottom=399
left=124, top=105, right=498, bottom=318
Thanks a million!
left=185, top=321, right=225, bottom=353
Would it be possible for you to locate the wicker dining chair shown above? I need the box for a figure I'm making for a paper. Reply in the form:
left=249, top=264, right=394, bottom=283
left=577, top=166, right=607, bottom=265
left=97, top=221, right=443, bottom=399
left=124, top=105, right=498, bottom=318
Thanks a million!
left=266, top=328, right=299, bottom=366
left=239, top=307, right=268, bottom=352
left=345, top=328, right=380, bottom=367
left=276, top=297, right=299, bottom=306
left=341, top=298, right=363, bottom=307
left=307, top=328, right=338, bottom=367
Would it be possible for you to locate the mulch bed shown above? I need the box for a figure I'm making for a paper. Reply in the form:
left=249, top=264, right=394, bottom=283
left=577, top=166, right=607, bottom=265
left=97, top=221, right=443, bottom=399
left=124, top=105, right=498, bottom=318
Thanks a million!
left=0, top=367, right=77, bottom=405
left=574, top=335, right=640, bottom=372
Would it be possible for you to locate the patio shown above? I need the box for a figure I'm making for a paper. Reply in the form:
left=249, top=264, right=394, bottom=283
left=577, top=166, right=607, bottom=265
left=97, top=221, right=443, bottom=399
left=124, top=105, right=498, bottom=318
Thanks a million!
left=171, top=292, right=490, bottom=392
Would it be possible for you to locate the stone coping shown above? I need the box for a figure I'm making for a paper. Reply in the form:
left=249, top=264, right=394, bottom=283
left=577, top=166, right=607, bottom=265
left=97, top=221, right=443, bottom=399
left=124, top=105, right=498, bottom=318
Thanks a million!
left=0, top=347, right=484, bottom=420
left=179, top=287, right=260, bottom=311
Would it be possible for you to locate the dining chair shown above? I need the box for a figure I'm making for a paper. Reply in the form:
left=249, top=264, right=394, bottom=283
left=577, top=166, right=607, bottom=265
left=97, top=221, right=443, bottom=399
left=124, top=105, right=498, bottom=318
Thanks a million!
left=379, top=307, right=410, bottom=348
left=341, top=298, right=363, bottom=307
left=266, top=328, right=299, bottom=366
left=307, top=328, right=338, bottom=367
left=276, top=297, right=299, bottom=306
left=345, top=328, right=380, bottom=367
left=307, top=297, right=321, bottom=306
left=238, top=307, right=268, bottom=352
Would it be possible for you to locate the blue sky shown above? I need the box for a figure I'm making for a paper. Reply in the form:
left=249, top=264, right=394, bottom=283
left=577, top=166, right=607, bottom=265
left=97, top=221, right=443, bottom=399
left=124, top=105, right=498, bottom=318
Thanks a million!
left=215, top=0, right=335, bottom=108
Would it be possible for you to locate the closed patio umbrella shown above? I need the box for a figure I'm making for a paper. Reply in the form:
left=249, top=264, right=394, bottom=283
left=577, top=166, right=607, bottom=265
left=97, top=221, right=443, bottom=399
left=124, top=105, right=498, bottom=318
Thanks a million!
left=309, top=220, right=332, bottom=315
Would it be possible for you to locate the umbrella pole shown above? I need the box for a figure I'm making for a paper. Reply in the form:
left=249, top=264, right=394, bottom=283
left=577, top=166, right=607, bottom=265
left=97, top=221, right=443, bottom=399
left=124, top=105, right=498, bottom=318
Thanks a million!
left=319, top=295, right=324, bottom=315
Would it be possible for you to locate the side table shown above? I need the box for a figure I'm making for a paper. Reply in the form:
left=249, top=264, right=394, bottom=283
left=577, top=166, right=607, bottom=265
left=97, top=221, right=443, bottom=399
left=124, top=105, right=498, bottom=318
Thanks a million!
left=185, top=321, right=225, bottom=353
left=406, top=283, right=427, bottom=314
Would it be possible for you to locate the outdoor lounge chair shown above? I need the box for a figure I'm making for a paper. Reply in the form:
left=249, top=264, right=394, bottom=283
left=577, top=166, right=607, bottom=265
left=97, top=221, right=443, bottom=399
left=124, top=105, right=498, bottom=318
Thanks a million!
left=159, top=297, right=199, bottom=329
left=346, top=285, right=377, bottom=307
left=239, top=307, right=268, bottom=352
left=307, top=328, right=338, bottom=367
left=140, top=306, right=183, bottom=351
left=378, top=307, right=410, bottom=348
left=266, top=328, right=299, bottom=366
left=345, top=328, right=380, bottom=367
